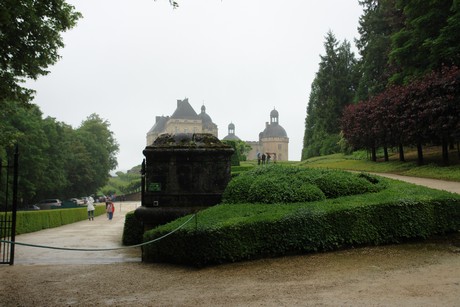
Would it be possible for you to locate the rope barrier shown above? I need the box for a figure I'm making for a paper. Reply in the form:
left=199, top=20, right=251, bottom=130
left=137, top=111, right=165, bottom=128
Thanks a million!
left=0, top=213, right=196, bottom=252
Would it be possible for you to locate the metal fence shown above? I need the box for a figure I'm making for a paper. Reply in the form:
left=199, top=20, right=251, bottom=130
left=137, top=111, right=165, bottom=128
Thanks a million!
left=0, top=145, right=19, bottom=265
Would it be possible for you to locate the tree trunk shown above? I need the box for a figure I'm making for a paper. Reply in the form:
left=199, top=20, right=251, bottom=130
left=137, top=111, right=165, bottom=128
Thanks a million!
left=371, top=146, right=377, bottom=162
left=457, top=142, right=460, bottom=158
left=417, top=143, right=424, bottom=166
left=383, top=146, right=389, bottom=162
left=442, top=139, right=449, bottom=165
left=399, top=144, right=405, bottom=162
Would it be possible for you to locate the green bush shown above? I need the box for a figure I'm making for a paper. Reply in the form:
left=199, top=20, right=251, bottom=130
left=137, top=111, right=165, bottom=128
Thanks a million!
left=310, top=171, right=383, bottom=198
left=122, top=211, right=144, bottom=245
left=222, top=165, right=385, bottom=204
left=222, top=174, right=254, bottom=203
left=142, top=179, right=460, bottom=266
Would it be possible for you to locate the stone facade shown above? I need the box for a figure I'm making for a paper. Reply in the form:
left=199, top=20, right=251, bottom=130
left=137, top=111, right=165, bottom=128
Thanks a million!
left=146, top=98, right=218, bottom=145
left=147, top=99, right=289, bottom=161
left=246, top=108, right=289, bottom=161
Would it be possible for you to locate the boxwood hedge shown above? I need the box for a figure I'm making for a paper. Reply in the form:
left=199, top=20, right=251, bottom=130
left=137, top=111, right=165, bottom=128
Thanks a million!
left=3, top=205, right=106, bottom=235
left=142, top=176, right=460, bottom=266
left=223, top=165, right=386, bottom=204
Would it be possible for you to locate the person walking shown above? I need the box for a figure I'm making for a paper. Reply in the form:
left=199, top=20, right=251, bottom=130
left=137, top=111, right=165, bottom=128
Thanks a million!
left=106, top=200, right=115, bottom=221
left=87, top=197, right=95, bottom=221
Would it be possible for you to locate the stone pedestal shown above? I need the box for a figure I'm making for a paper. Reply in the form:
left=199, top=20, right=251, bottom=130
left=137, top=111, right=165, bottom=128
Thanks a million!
left=135, top=133, right=234, bottom=229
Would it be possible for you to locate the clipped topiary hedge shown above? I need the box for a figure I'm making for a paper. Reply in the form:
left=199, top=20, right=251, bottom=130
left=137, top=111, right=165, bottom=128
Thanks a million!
left=122, top=211, right=144, bottom=245
left=223, top=165, right=386, bottom=204
left=142, top=178, right=460, bottom=266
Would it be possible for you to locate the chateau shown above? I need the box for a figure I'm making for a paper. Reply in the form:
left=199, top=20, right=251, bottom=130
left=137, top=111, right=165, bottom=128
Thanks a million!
left=146, top=98, right=289, bottom=161
left=146, top=98, right=218, bottom=146
left=246, top=108, right=289, bottom=161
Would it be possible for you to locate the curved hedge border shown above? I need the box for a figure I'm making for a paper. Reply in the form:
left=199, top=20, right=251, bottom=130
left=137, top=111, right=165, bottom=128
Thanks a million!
left=4, top=205, right=106, bottom=235
left=142, top=179, right=460, bottom=266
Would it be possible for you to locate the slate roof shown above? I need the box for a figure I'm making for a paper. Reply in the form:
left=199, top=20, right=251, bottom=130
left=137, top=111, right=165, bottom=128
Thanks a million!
left=171, top=98, right=200, bottom=120
left=148, top=116, right=169, bottom=133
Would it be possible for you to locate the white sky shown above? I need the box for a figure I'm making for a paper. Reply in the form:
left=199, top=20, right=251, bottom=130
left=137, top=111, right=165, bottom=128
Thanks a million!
left=26, top=0, right=363, bottom=172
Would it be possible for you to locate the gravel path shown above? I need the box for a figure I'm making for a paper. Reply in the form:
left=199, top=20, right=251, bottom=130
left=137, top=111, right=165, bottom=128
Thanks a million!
left=1, top=175, right=459, bottom=306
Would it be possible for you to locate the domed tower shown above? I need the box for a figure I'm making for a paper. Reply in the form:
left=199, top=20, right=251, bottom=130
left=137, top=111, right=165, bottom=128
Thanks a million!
left=259, top=108, right=289, bottom=161
left=223, top=122, right=241, bottom=141
left=199, top=105, right=218, bottom=137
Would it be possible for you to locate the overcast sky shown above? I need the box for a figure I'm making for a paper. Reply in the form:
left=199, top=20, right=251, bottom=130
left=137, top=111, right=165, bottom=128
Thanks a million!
left=26, top=0, right=363, bottom=172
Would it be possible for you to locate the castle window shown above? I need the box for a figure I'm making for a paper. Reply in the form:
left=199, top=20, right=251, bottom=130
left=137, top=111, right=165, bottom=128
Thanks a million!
left=278, top=144, right=282, bottom=150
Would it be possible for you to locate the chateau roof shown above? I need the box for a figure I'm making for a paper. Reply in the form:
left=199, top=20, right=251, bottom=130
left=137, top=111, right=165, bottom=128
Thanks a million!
left=261, top=124, right=288, bottom=138
left=148, top=116, right=168, bottom=133
left=171, top=98, right=200, bottom=120
left=223, top=134, right=241, bottom=141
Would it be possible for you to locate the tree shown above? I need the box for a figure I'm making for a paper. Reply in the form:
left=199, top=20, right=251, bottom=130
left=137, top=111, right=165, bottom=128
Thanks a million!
left=342, top=66, right=460, bottom=165
left=302, top=31, right=358, bottom=159
left=389, top=0, right=455, bottom=83
left=234, top=140, right=252, bottom=161
left=356, top=0, right=403, bottom=100
left=76, top=114, right=119, bottom=192
left=0, top=0, right=81, bottom=104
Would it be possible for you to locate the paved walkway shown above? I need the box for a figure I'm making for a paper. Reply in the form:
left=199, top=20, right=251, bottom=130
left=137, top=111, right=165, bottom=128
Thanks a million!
left=10, top=175, right=460, bottom=265
left=371, top=173, right=460, bottom=194
left=13, top=202, right=142, bottom=265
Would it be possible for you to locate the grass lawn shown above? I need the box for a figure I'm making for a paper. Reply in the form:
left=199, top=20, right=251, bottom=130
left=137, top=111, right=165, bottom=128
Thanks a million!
left=291, top=146, right=460, bottom=182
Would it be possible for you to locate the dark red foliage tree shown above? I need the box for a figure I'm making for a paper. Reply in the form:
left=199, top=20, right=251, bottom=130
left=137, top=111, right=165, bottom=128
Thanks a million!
left=341, top=66, right=460, bottom=165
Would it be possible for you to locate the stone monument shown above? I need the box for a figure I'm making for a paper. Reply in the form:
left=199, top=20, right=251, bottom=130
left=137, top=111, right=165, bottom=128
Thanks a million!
left=135, top=133, right=234, bottom=229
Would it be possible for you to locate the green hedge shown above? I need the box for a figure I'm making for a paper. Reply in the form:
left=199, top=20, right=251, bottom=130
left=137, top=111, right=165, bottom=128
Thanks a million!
left=223, top=165, right=386, bottom=204
left=5, top=205, right=107, bottom=235
left=142, top=179, right=460, bottom=266
left=122, top=211, right=144, bottom=245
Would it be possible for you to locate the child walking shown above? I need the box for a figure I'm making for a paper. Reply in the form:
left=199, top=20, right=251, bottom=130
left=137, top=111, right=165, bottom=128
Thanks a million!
left=106, top=200, right=115, bottom=220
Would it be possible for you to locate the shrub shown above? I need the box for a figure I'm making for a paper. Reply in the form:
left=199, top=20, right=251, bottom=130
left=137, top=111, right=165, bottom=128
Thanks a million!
left=122, top=211, right=144, bottom=245
left=222, top=174, right=254, bottom=203
left=222, top=165, right=385, bottom=204
left=311, top=171, right=382, bottom=198
left=142, top=187, right=460, bottom=266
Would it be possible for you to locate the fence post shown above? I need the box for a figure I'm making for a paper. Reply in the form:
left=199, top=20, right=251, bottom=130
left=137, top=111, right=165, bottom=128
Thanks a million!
left=9, top=144, right=19, bottom=265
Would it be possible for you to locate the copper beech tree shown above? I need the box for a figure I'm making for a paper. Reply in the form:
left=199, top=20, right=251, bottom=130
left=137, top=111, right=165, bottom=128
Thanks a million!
left=341, top=66, right=460, bottom=165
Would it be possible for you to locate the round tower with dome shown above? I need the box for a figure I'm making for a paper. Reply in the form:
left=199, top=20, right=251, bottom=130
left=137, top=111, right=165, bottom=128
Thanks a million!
left=222, top=122, right=241, bottom=141
left=247, top=108, right=289, bottom=161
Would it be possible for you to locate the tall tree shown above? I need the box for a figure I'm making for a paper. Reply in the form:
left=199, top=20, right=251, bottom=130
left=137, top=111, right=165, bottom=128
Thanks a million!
left=389, top=0, right=454, bottom=83
left=302, top=32, right=358, bottom=159
left=76, top=114, right=119, bottom=192
left=0, top=0, right=81, bottom=104
left=2, top=104, right=49, bottom=204
left=355, top=0, right=403, bottom=100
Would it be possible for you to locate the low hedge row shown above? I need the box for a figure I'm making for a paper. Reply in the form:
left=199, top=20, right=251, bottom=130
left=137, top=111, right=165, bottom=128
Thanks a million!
left=6, top=205, right=107, bottom=235
left=142, top=180, right=460, bottom=266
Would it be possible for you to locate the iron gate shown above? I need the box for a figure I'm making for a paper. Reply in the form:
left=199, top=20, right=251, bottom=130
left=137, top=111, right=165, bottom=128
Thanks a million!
left=0, top=145, right=19, bottom=265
